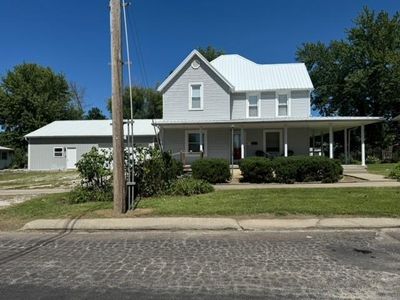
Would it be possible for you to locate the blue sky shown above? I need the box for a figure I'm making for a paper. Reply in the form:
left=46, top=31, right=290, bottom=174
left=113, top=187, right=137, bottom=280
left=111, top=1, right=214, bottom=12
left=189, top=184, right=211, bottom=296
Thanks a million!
left=0, top=0, right=398, bottom=117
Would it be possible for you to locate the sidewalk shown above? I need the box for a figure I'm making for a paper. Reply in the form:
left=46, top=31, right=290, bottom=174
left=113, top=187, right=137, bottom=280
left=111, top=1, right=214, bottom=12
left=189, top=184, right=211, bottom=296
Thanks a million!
left=22, top=217, right=400, bottom=231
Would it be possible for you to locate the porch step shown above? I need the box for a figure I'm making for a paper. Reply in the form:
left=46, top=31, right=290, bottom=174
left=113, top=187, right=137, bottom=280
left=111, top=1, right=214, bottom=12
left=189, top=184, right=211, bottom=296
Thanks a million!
left=342, top=165, right=367, bottom=174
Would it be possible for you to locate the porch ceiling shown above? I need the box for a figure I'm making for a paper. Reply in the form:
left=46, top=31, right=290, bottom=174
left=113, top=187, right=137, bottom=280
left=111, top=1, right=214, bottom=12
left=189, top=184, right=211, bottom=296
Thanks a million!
left=154, top=116, right=383, bottom=131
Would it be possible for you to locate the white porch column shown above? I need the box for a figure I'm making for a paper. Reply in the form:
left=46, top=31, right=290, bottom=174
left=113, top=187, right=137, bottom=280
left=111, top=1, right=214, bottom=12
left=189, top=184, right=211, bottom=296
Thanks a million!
left=199, top=127, right=203, bottom=153
left=361, top=125, right=366, bottom=166
left=312, top=130, right=316, bottom=156
left=320, top=132, right=324, bottom=156
left=284, top=127, right=288, bottom=157
left=329, top=125, right=334, bottom=159
left=240, top=128, right=245, bottom=159
left=344, top=128, right=348, bottom=164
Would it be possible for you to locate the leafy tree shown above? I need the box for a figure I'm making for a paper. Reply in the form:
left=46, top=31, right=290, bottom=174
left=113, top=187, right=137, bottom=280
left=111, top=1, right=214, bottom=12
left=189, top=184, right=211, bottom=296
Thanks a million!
left=107, top=86, right=162, bottom=119
left=86, top=107, right=107, bottom=120
left=296, top=7, right=400, bottom=147
left=297, top=7, right=400, bottom=118
left=197, top=46, right=225, bottom=61
left=0, top=63, right=84, bottom=166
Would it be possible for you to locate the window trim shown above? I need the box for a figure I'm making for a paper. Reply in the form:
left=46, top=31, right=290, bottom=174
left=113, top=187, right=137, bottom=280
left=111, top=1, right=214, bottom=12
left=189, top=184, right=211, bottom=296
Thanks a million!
left=246, top=92, right=261, bottom=118
left=188, top=82, right=204, bottom=111
left=185, top=130, right=207, bottom=155
left=276, top=92, right=291, bottom=117
left=263, top=129, right=283, bottom=155
left=53, top=147, right=64, bottom=158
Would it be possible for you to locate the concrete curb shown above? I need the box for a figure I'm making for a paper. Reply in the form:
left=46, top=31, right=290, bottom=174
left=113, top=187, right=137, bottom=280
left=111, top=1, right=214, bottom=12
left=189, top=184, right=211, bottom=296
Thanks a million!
left=21, top=217, right=400, bottom=231
left=22, top=217, right=241, bottom=231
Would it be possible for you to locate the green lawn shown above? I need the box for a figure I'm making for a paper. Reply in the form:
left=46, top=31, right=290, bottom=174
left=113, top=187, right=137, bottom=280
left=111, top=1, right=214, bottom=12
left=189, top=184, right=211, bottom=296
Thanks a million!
left=0, top=193, right=111, bottom=231
left=1, top=187, right=400, bottom=231
left=367, top=163, right=397, bottom=177
left=0, top=170, right=78, bottom=189
left=138, top=187, right=400, bottom=217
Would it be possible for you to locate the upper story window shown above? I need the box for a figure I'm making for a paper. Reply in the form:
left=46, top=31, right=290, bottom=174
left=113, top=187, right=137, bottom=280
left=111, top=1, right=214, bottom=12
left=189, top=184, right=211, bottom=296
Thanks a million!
left=277, top=94, right=289, bottom=116
left=189, top=83, right=203, bottom=110
left=247, top=94, right=260, bottom=118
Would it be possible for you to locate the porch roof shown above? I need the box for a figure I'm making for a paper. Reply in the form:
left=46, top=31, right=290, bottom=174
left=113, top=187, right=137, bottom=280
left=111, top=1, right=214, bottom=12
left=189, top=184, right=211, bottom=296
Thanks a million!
left=154, top=116, right=383, bottom=130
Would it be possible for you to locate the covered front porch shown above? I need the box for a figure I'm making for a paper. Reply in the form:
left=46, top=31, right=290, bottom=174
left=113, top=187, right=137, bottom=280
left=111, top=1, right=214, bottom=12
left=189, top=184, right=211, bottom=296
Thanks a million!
left=155, top=117, right=383, bottom=167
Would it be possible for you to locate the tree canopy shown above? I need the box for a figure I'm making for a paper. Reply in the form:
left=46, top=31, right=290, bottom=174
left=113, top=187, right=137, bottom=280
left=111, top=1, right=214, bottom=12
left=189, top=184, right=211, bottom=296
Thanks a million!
left=85, top=107, right=107, bottom=120
left=197, top=46, right=225, bottom=62
left=296, top=7, right=400, bottom=119
left=0, top=63, right=84, bottom=166
left=107, top=86, right=162, bottom=119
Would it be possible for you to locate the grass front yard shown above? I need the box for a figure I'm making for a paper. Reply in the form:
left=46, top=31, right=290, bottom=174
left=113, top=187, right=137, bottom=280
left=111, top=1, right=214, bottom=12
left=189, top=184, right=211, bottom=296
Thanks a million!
left=367, top=163, right=397, bottom=177
left=138, top=187, right=400, bottom=217
left=0, top=170, right=79, bottom=189
left=1, top=187, right=399, bottom=231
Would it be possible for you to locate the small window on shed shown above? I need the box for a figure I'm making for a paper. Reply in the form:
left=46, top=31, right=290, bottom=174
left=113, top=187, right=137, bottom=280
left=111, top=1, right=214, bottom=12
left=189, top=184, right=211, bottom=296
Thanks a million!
left=1, top=152, right=7, bottom=160
left=54, top=147, right=64, bottom=157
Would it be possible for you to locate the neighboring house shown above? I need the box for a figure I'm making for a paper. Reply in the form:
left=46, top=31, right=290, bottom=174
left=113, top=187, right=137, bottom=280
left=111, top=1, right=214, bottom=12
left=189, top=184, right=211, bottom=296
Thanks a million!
left=155, top=50, right=382, bottom=166
left=25, top=120, right=157, bottom=170
left=0, top=146, right=14, bottom=170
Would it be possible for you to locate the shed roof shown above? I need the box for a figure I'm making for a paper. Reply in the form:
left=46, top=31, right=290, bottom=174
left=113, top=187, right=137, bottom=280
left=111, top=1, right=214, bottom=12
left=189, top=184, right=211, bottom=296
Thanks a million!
left=210, top=54, right=314, bottom=91
left=25, top=119, right=157, bottom=138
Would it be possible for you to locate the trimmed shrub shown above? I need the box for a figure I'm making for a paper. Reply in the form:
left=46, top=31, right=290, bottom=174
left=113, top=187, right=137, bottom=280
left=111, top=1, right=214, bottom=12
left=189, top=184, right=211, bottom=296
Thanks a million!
left=240, top=156, right=343, bottom=184
left=389, top=163, right=400, bottom=181
left=239, top=157, right=274, bottom=183
left=170, top=177, right=214, bottom=196
left=191, top=158, right=231, bottom=184
left=271, top=157, right=298, bottom=184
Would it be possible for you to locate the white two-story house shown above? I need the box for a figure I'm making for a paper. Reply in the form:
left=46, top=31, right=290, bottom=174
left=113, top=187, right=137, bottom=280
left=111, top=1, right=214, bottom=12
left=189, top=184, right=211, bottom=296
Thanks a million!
left=155, top=50, right=382, bottom=166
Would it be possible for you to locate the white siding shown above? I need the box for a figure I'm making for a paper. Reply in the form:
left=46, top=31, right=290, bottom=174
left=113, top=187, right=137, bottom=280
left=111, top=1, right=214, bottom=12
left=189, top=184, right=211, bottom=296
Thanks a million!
left=163, top=57, right=231, bottom=121
left=290, top=90, right=310, bottom=117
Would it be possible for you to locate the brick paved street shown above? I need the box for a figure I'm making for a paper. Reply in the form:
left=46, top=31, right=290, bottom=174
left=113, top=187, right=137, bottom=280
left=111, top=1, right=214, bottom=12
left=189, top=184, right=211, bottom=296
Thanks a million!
left=0, top=230, right=400, bottom=299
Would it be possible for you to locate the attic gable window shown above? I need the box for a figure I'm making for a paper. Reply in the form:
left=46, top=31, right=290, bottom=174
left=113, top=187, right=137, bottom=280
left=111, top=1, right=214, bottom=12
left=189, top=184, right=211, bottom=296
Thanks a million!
left=189, top=83, right=203, bottom=110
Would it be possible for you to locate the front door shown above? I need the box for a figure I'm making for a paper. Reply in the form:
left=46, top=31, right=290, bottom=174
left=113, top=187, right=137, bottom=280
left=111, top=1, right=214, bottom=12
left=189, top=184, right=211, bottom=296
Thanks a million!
left=66, top=148, right=77, bottom=169
left=233, top=131, right=241, bottom=161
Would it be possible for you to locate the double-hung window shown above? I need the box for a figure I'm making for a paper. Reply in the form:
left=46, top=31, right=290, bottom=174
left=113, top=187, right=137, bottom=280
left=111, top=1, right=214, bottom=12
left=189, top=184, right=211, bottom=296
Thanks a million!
left=186, top=131, right=206, bottom=153
left=189, top=83, right=203, bottom=110
left=278, top=94, right=289, bottom=116
left=247, top=94, right=259, bottom=118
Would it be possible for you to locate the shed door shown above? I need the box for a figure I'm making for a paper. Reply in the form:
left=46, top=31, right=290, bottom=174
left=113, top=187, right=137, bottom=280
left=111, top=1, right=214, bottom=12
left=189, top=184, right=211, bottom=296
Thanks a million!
left=66, top=148, right=77, bottom=169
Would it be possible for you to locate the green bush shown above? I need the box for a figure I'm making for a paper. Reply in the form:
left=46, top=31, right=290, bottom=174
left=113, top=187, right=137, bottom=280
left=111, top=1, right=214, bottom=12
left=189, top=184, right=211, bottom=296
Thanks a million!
left=169, top=177, right=214, bottom=196
left=240, top=156, right=343, bottom=184
left=68, top=186, right=112, bottom=204
left=191, top=158, right=231, bottom=184
left=134, top=148, right=183, bottom=197
left=75, top=147, right=112, bottom=189
left=239, top=157, right=274, bottom=183
left=271, top=157, right=299, bottom=184
left=389, top=163, right=400, bottom=181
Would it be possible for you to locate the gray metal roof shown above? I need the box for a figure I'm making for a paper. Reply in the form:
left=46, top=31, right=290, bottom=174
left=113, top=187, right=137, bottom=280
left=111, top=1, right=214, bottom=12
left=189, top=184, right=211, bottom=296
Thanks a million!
left=210, top=54, right=314, bottom=91
left=25, top=119, right=158, bottom=138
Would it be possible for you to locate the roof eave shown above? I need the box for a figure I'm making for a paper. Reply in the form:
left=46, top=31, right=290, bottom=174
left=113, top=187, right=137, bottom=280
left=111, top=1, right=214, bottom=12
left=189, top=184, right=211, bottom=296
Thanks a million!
left=157, top=50, right=234, bottom=93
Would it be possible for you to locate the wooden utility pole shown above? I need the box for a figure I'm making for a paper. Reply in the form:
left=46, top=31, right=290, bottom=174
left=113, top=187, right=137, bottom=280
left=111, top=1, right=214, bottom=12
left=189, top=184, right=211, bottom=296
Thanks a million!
left=110, top=0, right=126, bottom=213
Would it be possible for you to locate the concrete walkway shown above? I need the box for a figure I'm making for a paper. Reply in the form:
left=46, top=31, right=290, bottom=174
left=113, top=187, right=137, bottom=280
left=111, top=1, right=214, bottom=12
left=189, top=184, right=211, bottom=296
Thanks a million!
left=22, top=217, right=400, bottom=231
left=214, top=180, right=400, bottom=190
